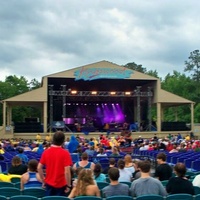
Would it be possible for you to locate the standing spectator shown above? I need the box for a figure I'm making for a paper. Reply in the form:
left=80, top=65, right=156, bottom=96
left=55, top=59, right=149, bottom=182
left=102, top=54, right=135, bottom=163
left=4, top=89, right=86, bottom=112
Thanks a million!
left=155, top=152, right=172, bottom=181
left=8, top=156, right=27, bottom=175
left=102, top=167, right=129, bottom=197
left=16, top=148, right=29, bottom=163
left=21, top=159, right=43, bottom=189
left=130, top=160, right=167, bottom=197
left=93, top=163, right=106, bottom=182
left=38, top=131, right=72, bottom=196
left=166, top=163, right=194, bottom=195
left=117, top=159, right=132, bottom=182
left=68, top=168, right=100, bottom=198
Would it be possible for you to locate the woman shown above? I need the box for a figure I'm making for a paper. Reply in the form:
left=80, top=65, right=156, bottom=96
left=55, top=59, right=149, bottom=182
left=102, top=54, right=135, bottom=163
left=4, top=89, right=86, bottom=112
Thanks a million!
left=124, top=154, right=135, bottom=175
left=166, top=162, right=195, bottom=195
left=21, top=159, right=43, bottom=190
left=73, top=152, right=95, bottom=171
left=117, top=159, right=132, bottom=182
left=93, top=163, right=106, bottom=182
left=68, top=168, right=100, bottom=198
left=8, top=156, right=28, bottom=175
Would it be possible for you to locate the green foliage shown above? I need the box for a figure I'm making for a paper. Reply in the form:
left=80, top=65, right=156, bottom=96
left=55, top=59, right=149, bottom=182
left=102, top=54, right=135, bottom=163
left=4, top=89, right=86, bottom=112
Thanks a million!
left=184, top=49, right=200, bottom=82
left=0, top=75, right=41, bottom=124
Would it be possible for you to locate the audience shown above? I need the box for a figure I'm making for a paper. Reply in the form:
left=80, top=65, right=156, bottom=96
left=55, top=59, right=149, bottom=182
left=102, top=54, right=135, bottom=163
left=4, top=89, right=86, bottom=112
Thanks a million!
left=130, top=160, right=167, bottom=197
left=73, top=152, right=95, bottom=171
left=93, top=163, right=106, bottom=182
left=21, top=159, right=43, bottom=189
left=117, top=159, right=132, bottom=182
left=8, top=156, right=28, bottom=175
left=102, top=167, right=129, bottom=197
left=68, top=168, right=100, bottom=198
left=155, top=152, right=172, bottom=181
left=166, top=162, right=195, bottom=195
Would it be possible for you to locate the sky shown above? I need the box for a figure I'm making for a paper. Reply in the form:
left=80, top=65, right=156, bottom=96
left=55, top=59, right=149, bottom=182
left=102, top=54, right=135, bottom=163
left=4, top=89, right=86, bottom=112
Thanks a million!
left=0, top=0, right=199, bottom=82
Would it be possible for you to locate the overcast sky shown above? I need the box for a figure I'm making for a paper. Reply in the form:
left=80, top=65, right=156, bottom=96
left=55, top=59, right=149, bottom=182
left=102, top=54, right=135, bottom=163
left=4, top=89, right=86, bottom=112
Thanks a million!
left=0, top=0, right=199, bottom=82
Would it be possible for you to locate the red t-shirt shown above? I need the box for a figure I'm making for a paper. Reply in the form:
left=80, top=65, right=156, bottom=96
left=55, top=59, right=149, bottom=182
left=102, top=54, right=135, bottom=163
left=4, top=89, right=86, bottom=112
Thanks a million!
left=40, top=146, right=72, bottom=188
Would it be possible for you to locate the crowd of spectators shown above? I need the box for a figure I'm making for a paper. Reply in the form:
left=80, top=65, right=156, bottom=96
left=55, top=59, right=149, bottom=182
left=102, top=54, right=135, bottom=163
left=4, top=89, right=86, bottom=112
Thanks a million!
left=0, top=131, right=199, bottom=198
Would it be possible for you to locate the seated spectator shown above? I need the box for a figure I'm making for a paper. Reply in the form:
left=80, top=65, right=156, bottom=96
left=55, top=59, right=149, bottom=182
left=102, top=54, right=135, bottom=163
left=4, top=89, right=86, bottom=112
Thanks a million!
left=130, top=160, right=167, bottom=197
left=73, top=152, right=95, bottom=171
left=21, top=159, right=43, bottom=189
left=132, top=159, right=141, bottom=180
left=85, top=146, right=95, bottom=157
left=110, top=147, right=120, bottom=157
left=94, top=163, right=106, bottom=182
left=72, top=167, right=84, bottom=187
left=68, top=168, right=100, bottom=198
left=169, top=144, right=179, bottom=153
left=124, top=154, right=135, bottom=175
left=117, top=159, right=132, bottom=182
left=102, top=167, right=129, bottom=197
left=8, top=156, right=28, bottom=175
left=96, top=148, right=107, bottom=157
left=16, top=148, right=29, bottom=163
left=155, top=152, right=172, bottom=181
left=103, top=158, right=116, bottom=174
left=24, top=144, right=32, bottom=151
left=166, top=162, right=195, bottom=195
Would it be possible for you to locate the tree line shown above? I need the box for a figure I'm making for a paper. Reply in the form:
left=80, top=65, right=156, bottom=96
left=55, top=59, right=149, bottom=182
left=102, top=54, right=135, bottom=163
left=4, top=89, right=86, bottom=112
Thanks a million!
left=0, top=50, right=199, bottom=126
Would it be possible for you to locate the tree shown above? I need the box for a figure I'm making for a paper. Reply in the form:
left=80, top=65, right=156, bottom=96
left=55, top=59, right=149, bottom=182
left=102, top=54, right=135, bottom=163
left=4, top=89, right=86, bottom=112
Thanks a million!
left=124, top=62, right=147, bottom=73
left=185, top=49, right=200, bottom=82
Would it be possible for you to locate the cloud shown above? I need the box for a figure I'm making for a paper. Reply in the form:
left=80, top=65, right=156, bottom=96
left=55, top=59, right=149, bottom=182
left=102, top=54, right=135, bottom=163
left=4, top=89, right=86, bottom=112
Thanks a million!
left=0, top=0, right=199, bottom=81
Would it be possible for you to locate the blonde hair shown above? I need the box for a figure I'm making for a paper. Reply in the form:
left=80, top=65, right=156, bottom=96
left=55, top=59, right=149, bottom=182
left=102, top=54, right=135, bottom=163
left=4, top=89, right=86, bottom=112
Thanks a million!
left=75, top=169, right=95, bottom=196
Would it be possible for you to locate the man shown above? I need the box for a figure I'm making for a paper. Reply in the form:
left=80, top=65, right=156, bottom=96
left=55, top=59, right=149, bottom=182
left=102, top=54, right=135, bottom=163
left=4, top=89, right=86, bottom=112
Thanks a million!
left=38, top=131, right=72, bottom=196
left=102, top=167, right=129, bottom=197
left=155, top=152, right=172, bottom=181
left=130, top=160, right=167, bottom=197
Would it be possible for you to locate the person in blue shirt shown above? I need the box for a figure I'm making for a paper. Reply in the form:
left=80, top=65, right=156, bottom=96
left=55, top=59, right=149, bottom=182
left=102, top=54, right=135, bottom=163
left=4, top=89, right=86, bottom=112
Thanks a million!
left=94, top=163, right=106, bottom=182
left=16, top=148, right=29, bottom=163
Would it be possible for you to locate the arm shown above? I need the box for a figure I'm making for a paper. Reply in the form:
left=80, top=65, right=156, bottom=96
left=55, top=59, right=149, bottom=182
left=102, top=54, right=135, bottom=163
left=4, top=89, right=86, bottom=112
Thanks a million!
left=68, top=187, right=76, bottom=198
left=37, top=163, right=45, bottom=182
left=95, top=186, right=100, bottom=197
left=65, top=166, right=71, bottom=187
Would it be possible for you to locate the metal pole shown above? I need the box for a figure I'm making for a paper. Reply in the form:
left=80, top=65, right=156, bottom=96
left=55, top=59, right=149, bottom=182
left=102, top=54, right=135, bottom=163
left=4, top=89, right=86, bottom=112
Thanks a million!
left=148, top=87, right=152, bottom=131
left=61, top=85, right=66, bottom=132
left=136, top=86, right=141, bottom=132
left=49, top=85, right=54, bottom=132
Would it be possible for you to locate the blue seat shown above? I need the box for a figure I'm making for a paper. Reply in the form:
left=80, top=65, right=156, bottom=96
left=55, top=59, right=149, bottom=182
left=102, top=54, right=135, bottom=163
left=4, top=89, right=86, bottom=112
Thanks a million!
left=0, top=196, right=7, bottom=200
left=0, top=182, right=15, bottom=187
left=195, top=194, right=200, bottom=200
left=42, top=196, right=71, bottom=200
left=119, top=181, right=132, bottom=188
left=22, top=187, right=45, bottom=198
left=136, top=194, right=164, bottom=200
left=166, top=193, right=193, bottom=200
left=97, top=181, right=109, bottom=190
left=194, top=186, right=200, bottom=195
left=106, top=195, right=133, bottom=200
left=0, top=187, right=21, bottom=197
left=74, top=197, right=102, bottom=200
left=10, top=195, right=38, bottom=200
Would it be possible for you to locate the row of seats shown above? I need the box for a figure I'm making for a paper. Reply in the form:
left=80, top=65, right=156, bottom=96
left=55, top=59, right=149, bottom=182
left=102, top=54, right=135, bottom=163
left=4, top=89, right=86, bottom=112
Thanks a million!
left=0, top=194, right=200, bottom=200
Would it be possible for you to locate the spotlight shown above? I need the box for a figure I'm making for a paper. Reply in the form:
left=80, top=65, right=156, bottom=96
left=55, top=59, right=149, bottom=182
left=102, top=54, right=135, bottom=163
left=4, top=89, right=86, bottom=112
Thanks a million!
left=91, top=91, right=97, bottom=95
left=125, top=92, right=131, bottom=95
left=110, top=92, right=116, bottom=95
left=76, top=103, right=79, bottom=105
left=71, top=90, right=77, bottom=94
left=96, top=103, right=99, bottom=106
left=84, top=103, right=87, bottom=106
